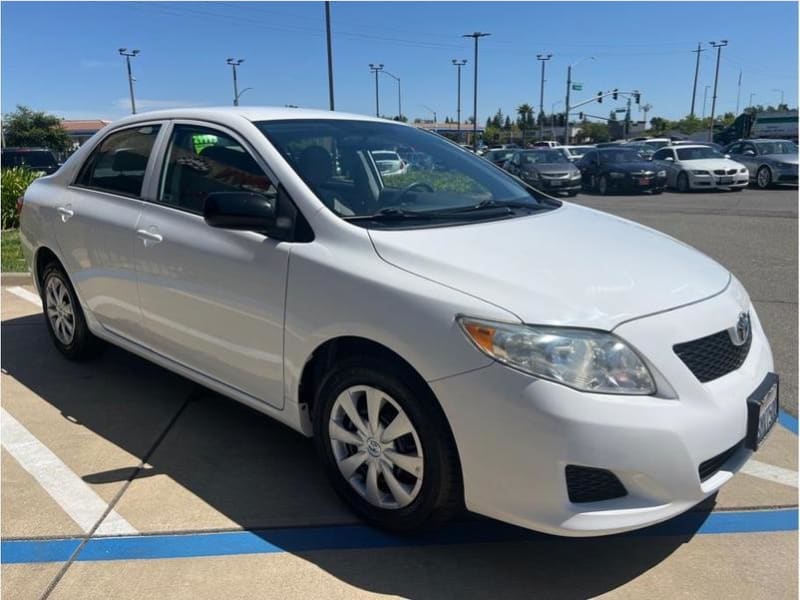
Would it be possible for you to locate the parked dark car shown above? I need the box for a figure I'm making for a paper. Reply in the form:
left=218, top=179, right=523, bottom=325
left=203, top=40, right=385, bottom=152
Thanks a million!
left=1, top=147, right=61, bottom=174
left=482, top=148, right=515, bottom=166
left=503, top=149, right=582, bottom=196
left=576, top=148, right=667, bottom=195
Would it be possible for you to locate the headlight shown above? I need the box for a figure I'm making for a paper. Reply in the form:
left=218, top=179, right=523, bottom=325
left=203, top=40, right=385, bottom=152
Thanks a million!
left=570, top=171, right=581, bottom=179
left=739, top=168, right=747, bottom=173
left=524, top=170, right=539, bottom=180
left=690, top=170, right=710, bottom=175
left=608, top=172, right=625, bottom=178
left=656, top=170, right=666, bottom=177
left=458, top=317, right=656, bottom=395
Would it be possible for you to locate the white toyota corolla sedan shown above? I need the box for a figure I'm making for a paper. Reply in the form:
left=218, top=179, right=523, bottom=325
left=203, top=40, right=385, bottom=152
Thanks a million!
left=652, top=144, right=749, bottom=192
left=19, top=108, right=778, bottom=537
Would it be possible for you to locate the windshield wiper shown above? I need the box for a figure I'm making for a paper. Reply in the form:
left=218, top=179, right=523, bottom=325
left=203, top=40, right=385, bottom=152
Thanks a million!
left=344, top=204, right=520, bottom=223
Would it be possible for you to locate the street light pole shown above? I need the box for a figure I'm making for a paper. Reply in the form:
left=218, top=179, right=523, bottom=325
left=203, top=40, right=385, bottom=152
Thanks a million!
left=325, top=1, right=335, bottom=110
left=689, top=42, right=705, bottom=118
left=369, top=63, right=383, bottom=117
left=420, top=105, right=437, bottom=125
left=564, top=56, right=594, bottom=145
left=226, top=58, right=244, bottom=106
left=462, top=32, right=491, bottom=151
left=452, top=59, right=467, bottom=142
left=118, top=48, right=140, bottom=114
left=708, top=40, right=728, bottom=143
left=382, top=70, right=402, bottom=120
left=536, top=54, right=551, bottom=141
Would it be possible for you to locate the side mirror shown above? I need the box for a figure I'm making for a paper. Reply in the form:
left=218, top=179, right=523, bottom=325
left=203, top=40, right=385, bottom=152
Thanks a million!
left=743, top=150, right=756, bottom=156
left=664, top=156, right=674, bottom=162
left=204, top=191, right=276, bottom=230
left=724, top=154, right=731, bottom=159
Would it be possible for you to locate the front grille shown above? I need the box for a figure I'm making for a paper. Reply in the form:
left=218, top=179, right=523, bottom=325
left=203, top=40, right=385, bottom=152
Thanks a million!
left=713, top=169, right=725, bottom=175
left=542, top=172, right=569, bottom=178
left=698, top=440, right=743, bottom=481
left=674, top=329, right=751, bottom=383
left=565, top=465, right=627, bottom=503
left=727, top=169, right=737, bottom=175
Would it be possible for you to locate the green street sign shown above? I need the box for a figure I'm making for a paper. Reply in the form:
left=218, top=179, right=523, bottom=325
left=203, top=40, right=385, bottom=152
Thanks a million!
left=571, top=83, right=583, bottom=91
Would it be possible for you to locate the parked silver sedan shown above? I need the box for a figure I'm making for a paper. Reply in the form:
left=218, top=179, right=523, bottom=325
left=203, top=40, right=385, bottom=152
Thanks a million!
left=724, top=139, right=799, bottom=189
left=652, top=145, right=748, bottom=192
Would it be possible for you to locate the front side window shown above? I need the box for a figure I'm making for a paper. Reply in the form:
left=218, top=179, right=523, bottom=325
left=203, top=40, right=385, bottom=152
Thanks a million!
left=159, top=124, right=276, bottom=213
left=754, top=141, right=798, bottom=155
left=257, top=119, right=556, bottom=227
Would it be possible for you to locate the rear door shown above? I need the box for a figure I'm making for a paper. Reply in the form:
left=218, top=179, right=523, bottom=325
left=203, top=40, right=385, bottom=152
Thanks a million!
left=55, top=122, right=164, bottom=341
left=134, top=121, right=289, bottom=408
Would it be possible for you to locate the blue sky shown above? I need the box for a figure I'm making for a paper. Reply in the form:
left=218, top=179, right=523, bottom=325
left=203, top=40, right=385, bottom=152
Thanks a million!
left=2, top=1, right=797, bottom=123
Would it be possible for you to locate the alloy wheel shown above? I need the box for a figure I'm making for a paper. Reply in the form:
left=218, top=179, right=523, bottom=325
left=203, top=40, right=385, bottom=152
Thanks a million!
left=45, top=276, right=75, bottom=345
left=328, top=385, right=424, bottom=509
left=757, top=166, right=772, bottom=189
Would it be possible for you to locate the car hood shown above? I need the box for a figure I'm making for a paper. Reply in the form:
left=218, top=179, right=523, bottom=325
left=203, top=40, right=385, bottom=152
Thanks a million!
left=762, top=154, right=798, bottom=165
left=681, top=158, right=744, bottom=170
left=602, top=161, right=657, bottom=172
left=368, top=203, right=730, bottom=330
left=524, top=163, right=578, bottom=174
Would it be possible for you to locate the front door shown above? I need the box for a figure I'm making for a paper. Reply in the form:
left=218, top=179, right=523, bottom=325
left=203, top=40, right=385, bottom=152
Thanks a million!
left=134, top=122, right=289, bottom=408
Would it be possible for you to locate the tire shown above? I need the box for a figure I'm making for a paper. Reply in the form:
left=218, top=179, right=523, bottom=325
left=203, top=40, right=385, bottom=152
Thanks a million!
left=651, top=189, right=664, bottom=195
left=677, top=172, right=690, bottom=193
left=756, top=166, right=773, bottom=189
left=729, top=186, right=744, bottom=192
left=41, top=262, right=104, bottom=360
left=313, top=356, right=462, bottom=533
left=598, top=175, right=609, bottom=195
left=566, top=190, right=579, bottom=197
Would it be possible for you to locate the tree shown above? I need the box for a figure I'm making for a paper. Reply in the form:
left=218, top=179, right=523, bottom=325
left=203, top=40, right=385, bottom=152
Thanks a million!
left=491, top=109, right=503, bottom=128
left=580, top=122, right=610, bottom=143
left=3, top=105, right=71, bottom=151
left=503, top=116, right=512, bottom=130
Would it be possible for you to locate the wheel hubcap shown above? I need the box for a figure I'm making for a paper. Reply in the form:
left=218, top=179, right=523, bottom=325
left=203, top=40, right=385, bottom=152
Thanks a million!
left=45, top=277, right=75, bottom=345
left=758, top=168, right=770, bottom=187
left=329, top=385, right=424, bottom=509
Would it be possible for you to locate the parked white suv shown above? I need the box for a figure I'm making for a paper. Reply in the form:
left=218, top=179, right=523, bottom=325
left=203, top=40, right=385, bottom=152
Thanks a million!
left=20, top=108, right=778, bottom=537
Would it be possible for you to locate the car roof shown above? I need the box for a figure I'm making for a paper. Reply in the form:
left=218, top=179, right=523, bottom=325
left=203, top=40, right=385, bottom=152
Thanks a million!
left=670, top=145, right=717, bottom=150
left=2, top=147, right=54, bottom=152
left=742, top=138, right=795, bottom=143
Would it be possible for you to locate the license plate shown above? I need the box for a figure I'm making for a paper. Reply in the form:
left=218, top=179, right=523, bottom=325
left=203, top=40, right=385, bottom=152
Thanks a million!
left=746, top=373, right=779, bottom=451
left=638, top=178, right=651, bottom=185
left=719, top=177, right=733, bottom=184
left=550, top=180, right=563, bottom=187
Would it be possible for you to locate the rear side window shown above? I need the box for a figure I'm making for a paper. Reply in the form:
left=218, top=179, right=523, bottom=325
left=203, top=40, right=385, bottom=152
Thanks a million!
left=159, top=124, right=276, bottom=214
left=652, top=148, right=672, bottom=161
left=76, top=125, right=161, bottom=197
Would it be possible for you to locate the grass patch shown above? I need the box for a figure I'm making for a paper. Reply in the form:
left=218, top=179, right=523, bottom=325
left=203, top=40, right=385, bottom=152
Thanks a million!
left=2, top=229, right=28, bottom=272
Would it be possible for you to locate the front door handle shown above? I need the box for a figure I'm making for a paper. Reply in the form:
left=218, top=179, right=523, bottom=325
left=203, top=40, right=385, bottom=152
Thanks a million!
left=56, top=205, right=74, bottom=222
left=136, top=228, right=163, bottom=247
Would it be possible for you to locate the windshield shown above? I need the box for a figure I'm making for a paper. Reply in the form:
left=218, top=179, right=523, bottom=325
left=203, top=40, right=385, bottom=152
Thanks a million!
left=755, top=141, right=798, bottom=155
left=257, top=119, right=554, bottom=224
left=599, top=149, right=641, bottom=163
left=643, top=140, right=670, bottom=149
left=2, top=150, right=58, bottom=168
left=567, top=146, right=592, bottom=155
left=521, top=150, right=569, bottom=164
left=676, top=147, right=723, bottom=160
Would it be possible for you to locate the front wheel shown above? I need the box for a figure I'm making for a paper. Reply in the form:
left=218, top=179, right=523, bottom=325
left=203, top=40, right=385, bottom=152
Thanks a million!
left=598, top=175, right=609, bottom=195
left=677, top=172, right=690, bottom=193
left=313, top=357, right=462, bottom=533
left=756, top=166, right=773, bottom=189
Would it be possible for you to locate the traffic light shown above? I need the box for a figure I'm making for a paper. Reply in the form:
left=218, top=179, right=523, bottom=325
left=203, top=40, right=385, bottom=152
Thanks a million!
left=634, top=92, right=641, bottom=104
left=612, top=88, right=618, bottom=100
left=579, top=112, right=584, bottom=120
left=597, top=91, right=603, bottom=103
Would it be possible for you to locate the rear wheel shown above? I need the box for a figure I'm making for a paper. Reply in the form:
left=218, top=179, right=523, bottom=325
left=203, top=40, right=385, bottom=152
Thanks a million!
left=313, top=356, right=462, bottom=533
left=677, top=172, right=690, bottom=193
left=756, top=166, right=773, bottom=189
left=41, top=262, right=104, bottom=360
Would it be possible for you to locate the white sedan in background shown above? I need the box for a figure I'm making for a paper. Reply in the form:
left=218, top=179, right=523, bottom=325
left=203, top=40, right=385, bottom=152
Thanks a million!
left=652, top=145, right=748, bottom=192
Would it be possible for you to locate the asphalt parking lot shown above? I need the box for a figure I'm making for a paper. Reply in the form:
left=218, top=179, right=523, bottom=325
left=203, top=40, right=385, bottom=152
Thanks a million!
left=2, top=185, right=798, bottom=599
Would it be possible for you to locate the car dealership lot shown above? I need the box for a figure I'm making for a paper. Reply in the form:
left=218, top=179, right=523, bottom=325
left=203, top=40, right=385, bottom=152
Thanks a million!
left=2, top=186, right=797, bottom=599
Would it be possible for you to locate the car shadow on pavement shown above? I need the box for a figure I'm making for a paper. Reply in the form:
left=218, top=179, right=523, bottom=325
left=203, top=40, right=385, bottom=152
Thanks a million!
left=2, top=314, right=713, bottom=598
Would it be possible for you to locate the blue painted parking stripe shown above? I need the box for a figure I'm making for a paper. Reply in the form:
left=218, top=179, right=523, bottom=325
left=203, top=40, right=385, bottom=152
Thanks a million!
left=778, top=409, right=798, bottom=435
left=2, top=509, right=796, bottom=564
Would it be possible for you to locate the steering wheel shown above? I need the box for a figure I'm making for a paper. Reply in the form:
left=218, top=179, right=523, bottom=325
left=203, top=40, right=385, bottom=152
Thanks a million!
left=394, top=181, right=434, bottom=203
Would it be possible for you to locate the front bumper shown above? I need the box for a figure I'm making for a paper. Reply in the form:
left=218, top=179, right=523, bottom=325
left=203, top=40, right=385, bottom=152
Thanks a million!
left=610, top=174, right=667, bottom=193
left=531, top=178, right=582, bottom=193
left=432, top=279, right=774, bottom=537
left=688, top=172, right=749, bottom=189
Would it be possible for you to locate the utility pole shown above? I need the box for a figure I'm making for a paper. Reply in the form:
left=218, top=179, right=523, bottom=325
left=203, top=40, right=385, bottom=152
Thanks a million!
left=452, top=59, right=467, bottom=142
left=735, top=69, right=742, bottom=114
left=708, top=40, right=728, bottom=143
left=325, top=1, right=335, bottom=110
left=369, top=63, right=383, bottom=117
left=382, top=70, right=402, bottom=120
left=564, top=56, right=594, bottom=145
left=420, top=105, right=437, bottom=125
left=118, top=48, right=139, bottom=114
left=226, top=58, right=244, bottom=106
left=536, top=54, right=552, bottom=141
left=689, top=43, right=705, bottom=118
left=462, top=32, right=491, bottom=152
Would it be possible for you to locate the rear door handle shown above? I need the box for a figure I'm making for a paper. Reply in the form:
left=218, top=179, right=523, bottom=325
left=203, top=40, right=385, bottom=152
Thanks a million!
left=136, top=228, right=163, bottom=247
left=56, top=205, right=74, bottom=222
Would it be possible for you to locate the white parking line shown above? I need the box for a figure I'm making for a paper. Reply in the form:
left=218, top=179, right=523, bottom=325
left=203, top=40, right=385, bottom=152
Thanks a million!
left=1, top=408, right=138, bottom=535
left=7, top=286, right=42, bottom=308
left=740, top=459, right=798, bottom=488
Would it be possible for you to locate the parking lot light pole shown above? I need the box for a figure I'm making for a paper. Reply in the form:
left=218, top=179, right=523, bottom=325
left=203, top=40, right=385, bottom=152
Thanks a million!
left=118, top=48, right=139, bottom=114
left=463, top=32, right=491, bottom=152
left=369, top=64, right=383, bottom=117
left=382, top=70, right=402, bottom=120
left=452, top=59, right=467, bottom=142
left=226, top=58, right=244, bottom=106
left=564, top=56, right=594, bottom=145
left=689, top=42, right=705, bottom=118
left=537, top=54, right=552, bottom=141
left=708, top=40, right=728, bottom=143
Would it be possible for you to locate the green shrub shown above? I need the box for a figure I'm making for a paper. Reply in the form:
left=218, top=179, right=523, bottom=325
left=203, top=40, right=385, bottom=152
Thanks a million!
left=2, top=167, right=40, bottom=229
